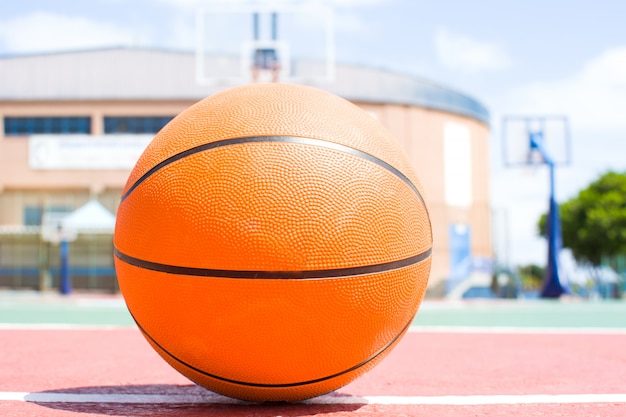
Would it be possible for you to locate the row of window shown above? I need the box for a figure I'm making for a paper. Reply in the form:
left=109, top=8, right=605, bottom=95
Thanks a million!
left=3, top=116, right=175, bottom=136
left=23, top=206, right=72, bottom=226
left=5, top=117, right=91, bottom=135
left=103, top=116, right=173, bottom=134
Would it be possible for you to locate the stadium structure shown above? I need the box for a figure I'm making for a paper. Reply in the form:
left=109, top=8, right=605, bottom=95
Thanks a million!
left=0, top=47, right=491, bottom=296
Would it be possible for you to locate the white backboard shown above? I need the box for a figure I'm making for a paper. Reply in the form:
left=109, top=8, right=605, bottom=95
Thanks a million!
left=195, top=3, right=335, bottom=85
left=502, top=116, right=571, bottom=166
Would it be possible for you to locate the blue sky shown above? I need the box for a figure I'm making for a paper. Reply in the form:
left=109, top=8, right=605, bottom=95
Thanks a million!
left=1, top=0, right=625, bottom=266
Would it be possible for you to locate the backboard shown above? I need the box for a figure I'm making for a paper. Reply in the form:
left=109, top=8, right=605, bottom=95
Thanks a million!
left=502, top=116, right=571, bottom=167
left=195, top=3, right=335, bottom=85
left=41, top=212, right=77, bottom=244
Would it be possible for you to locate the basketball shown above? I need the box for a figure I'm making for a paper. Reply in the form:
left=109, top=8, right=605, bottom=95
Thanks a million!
left=113, top=83, right=432, bottom=402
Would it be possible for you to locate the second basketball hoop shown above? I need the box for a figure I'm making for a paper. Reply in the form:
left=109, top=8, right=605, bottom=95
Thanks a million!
left=501, top=115, right=572, bottom=298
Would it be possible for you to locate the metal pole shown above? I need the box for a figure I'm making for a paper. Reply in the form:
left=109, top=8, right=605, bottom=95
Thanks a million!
left=60, top=239, right=71, bottom=295
left=253, top=13, right=260, bottom=41
left=530, top=132, right=567, bottom=298
left=271, top=12, right=278, bottom=41
left=38, top=239, right=49, bottom=292
left=541, top=162, right=567, bottom=297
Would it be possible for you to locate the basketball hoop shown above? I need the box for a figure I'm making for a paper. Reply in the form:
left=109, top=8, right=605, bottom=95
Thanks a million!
left=195, top=4, right=335, bottom=86
left=41, top=212, right=77, bottom=243
left=501, top=115, right=572, bottom=298
left=502, top=115, right=571, bottom=167
left=40, top=211, right=77, bottom=295
left=244, top=40, right=289, bottom=83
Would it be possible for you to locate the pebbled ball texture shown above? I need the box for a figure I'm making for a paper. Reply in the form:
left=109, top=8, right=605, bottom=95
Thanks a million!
left=114, top=83, right=432, bottom=402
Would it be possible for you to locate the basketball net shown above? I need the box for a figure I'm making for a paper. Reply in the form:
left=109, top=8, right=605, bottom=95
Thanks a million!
left=252, top=64, right=281, bottom=83
left=251, top=46, right=282, bottom=83
left=521, top=164, right=541, bottom=178
left=521, top=149, right=545, bottom=177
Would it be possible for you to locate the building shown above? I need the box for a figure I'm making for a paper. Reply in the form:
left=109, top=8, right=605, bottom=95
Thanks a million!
left=0, top=47, right=491, bottom=295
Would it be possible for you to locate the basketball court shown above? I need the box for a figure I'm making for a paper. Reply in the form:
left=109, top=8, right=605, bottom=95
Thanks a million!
left=1, top=3, right=624, bottom=417
left=1, top=293, right=625, bottom=416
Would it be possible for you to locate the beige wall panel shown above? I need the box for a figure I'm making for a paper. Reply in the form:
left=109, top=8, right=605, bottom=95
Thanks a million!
left=0, top=100, right=195, bottom=118
left=0, top=98, right=491, bottom=292
left=354, top=102, right=491, bottom=288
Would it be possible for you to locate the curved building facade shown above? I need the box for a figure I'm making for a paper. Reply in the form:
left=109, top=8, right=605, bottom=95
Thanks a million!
left=0, top=48, right=491, bottom=295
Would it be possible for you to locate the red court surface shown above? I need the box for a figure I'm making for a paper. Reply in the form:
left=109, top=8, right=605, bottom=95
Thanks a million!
left=1, top=327, right=625, bottom=416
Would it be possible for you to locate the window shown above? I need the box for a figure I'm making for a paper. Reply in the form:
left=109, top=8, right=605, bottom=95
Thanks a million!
left=443, top=122, right=472, bottom=207
left=23, top=206, right=72, bottom=226
left=104, top=116, right=174, bottom=134
left=4, top=117, right=91, bottom=136
left=23, top=207, right=42, bottom=226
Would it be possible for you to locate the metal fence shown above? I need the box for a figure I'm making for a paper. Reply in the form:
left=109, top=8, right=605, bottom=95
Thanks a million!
left=0, top=230, right=116, bottom=292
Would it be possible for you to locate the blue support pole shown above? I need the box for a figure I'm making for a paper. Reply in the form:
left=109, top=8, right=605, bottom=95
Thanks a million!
left=271, top=12, right=278, bottom=41
left=59, top=240, right=71, bottom=295
left=253, top=13, right=260, bottom=41
left=530, top=132, right=568, bottom=298
left=542, top=163, right=567, bottom=297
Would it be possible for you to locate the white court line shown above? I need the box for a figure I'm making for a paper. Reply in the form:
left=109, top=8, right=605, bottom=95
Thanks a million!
left=409, top=326, right=626, bottom=335
left=0, top=323, right=135, bottom=330
left=2, top=323, right=626, bottom=334
left=1, top=392, right=626, bottom=405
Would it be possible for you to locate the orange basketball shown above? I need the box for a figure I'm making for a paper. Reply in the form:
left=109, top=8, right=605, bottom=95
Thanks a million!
left=114, top=83, right=432, bottom=402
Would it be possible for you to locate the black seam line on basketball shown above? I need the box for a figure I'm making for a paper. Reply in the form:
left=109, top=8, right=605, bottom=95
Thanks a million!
left=114, top=247, right=432, bottom=279
left=120, top=135, right=426, bottom=208
left=129, top=307, right=413, bottom=389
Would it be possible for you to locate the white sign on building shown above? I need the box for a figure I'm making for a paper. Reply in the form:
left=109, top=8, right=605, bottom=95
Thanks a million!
left=29, top=135, right=152, bottom=170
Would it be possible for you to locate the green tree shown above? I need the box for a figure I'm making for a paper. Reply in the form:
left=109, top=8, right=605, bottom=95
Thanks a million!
left=538, top=171, right=626, bottom=265
left=517, top=264, right=545, bottom=290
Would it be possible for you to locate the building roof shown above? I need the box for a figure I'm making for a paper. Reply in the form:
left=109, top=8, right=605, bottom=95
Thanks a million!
left=0, top=47, right=489, bottom=124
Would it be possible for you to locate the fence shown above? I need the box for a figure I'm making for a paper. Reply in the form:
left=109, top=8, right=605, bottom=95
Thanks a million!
left=0, top=229, right=116, bottom=292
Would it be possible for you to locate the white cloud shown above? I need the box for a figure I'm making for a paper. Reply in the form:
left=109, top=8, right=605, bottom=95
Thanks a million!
left=0, top=12, right=142, bottom=54
left=507, top=47, right=626, bottom=131
left=435, top=27, right=512, bottom=72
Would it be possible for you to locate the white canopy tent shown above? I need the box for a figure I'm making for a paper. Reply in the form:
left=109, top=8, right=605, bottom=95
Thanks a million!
left=62, top=200, right=116, bottom=233
left=41, top=200, right=115, bottom=243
